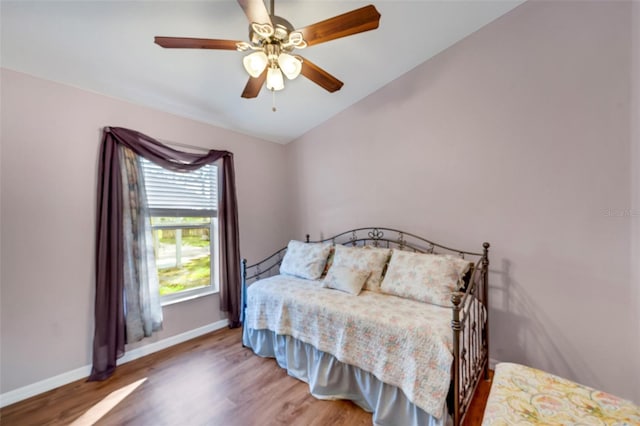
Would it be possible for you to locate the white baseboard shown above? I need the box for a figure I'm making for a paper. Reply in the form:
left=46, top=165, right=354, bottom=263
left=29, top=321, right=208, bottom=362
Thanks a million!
left=0, top=319, right=229, bottom=408
left=0, top=364, right=95, bottom=410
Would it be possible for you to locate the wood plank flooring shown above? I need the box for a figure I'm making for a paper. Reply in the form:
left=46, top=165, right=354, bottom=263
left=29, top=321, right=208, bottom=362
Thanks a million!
left=0, top=327, right=492, bottom=425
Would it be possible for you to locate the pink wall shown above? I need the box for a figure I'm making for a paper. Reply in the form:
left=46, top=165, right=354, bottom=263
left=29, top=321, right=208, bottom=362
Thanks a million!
left=0, top=69, right=292, bottom=393
left=2, top=0, right=639, bottom=405
left=288, top=0, right=639, bottom=402
left=632, top=0, right=640, bottom=391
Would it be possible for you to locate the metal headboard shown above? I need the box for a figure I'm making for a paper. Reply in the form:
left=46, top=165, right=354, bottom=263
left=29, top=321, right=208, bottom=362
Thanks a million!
left=243, top=227, right=483, bottom=285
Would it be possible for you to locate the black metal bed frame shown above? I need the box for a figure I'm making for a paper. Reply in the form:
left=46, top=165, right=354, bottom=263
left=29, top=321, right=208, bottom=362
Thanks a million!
left=241, top=227, right=490, bottom=426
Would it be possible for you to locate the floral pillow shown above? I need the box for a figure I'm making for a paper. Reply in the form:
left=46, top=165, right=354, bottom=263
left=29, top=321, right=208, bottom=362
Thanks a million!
left=279, top=240, right=332, bottom=280
left=380, top=250, right=472, bottom=307
left=330, top=245, right=392, bottom=292
left=323, top=265, right=371, bottom=295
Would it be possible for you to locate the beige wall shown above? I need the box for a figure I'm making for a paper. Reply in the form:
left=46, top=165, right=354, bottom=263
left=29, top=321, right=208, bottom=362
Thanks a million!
left=287, top=0, right=639, bottom=402
left=0, top=69, right=293, bottom=393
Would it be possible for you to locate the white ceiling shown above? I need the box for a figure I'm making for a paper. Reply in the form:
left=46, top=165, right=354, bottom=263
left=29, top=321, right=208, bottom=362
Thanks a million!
left=1, top=0, right=524, bottom=144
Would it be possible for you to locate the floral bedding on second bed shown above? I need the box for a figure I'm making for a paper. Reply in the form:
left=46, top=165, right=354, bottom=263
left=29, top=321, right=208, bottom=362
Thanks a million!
left=244, top=274, right=455, bottom=419
left=482, top=362, right=640, bottom=426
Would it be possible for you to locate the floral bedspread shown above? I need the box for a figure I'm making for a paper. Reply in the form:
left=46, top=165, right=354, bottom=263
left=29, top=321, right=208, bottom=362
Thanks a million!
left=482, top=362, right=640, bottom=425
left=244, top=274, right=455, bottom=418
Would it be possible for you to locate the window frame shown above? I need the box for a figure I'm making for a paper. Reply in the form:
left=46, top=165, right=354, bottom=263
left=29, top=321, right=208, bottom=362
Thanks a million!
left=152, top=212, right=219, bottom=306
left=141, top=159, right=221, bottom=305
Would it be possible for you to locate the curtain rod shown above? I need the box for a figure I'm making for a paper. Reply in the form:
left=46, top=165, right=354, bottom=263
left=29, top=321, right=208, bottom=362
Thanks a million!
left=164, top=140, right=212, bottom=153
left=104, top=126, right=212, bottom=153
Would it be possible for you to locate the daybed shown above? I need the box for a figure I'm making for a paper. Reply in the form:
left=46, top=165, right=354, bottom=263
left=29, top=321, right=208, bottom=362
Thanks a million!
left=482, top=362, right=640, bottom=425
left=241, top=227, right=490, bottom=426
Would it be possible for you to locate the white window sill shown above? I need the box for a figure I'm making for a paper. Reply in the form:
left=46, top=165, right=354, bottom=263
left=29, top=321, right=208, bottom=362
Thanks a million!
left=161, top=288, right=218, bottom=307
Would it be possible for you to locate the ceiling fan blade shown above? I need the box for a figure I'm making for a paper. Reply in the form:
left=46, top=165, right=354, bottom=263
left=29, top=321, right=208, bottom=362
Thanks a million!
left=241, top=69, right=268, bottom=98
left=300, top=57, right=344, bottom=93
left=237, top=0, right=273, bottom=26
left=295, top=5, right=381, bottom=47
left=154, top=37, right=242, bottom=50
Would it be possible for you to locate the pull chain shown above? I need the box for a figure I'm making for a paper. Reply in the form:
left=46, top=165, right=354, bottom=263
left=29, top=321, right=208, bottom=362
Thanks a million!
left=272, top=89, right=277, bottom=112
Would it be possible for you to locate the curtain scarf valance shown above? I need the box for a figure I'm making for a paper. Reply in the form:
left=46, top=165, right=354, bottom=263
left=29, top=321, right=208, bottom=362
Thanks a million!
left=89, top=127, right=241, bottom=381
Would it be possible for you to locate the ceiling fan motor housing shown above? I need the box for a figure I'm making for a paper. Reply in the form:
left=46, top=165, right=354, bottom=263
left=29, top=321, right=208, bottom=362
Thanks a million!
left=249, top=15, right=295, bottom=46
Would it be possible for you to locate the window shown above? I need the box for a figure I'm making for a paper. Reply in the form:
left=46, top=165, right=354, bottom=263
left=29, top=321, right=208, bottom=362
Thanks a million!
left=141, top=158, right=219, bottom=304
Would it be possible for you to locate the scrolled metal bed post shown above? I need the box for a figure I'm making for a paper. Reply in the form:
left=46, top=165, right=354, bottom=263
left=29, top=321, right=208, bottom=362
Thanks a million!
left=241, top=258, right=247, bottom=345
left=482, top=242, right=490, bottom=380
left=451, top=292, right=463, bottom=426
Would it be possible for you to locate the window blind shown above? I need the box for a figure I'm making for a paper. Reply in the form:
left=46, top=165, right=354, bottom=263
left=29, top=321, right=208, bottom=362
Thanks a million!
left=140, top=158, right=218, bottom=216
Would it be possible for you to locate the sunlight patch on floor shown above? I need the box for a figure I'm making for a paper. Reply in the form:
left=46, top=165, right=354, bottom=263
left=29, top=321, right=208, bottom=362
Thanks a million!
left=69, top=378, right=147, bottom=426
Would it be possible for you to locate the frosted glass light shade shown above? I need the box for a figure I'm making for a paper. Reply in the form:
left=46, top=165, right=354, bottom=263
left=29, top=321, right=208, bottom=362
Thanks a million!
left=277, top=53, right=302, bottom=80
left=243, top=51, right=268, bottom=78
left=266, top=67, right=284, bottom=91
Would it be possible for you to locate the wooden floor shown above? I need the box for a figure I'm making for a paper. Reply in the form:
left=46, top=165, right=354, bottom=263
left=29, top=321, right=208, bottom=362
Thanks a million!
left=0, top=328, right=492, bottom=425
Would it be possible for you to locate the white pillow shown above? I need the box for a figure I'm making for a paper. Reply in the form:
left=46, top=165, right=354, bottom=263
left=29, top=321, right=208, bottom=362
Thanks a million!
left=323, top=265, right=371, bottom=295
left=330, top=245, right=391, bottom=292
left=279, top=240, right=332, bottom=280
left=380, top=250, right=472, bottom=307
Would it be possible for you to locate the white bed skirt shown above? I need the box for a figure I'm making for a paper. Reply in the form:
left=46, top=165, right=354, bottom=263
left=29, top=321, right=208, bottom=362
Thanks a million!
left=243, top=327, right=451, bottom=426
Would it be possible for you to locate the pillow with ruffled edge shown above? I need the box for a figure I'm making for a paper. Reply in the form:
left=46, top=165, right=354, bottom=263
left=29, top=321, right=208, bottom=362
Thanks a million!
left=380, top=250, right=472, bottom=307
left=330, top=245, right=391, bottom=292
left=322, top=265, right=371, bottom=295
left=279, top=240, right=333, bottom=280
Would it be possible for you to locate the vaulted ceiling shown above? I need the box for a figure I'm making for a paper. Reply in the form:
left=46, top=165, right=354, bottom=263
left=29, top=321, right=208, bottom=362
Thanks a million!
left=1, top=0, right=524, bottom=143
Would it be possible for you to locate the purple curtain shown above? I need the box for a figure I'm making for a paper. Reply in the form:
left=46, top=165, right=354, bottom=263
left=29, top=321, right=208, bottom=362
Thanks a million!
left=89, top=127, right=241, bottom=381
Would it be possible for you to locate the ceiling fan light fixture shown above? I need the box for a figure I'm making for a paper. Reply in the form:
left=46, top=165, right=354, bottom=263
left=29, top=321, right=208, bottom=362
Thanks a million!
left=277, top=53, right=302, bottom=80
left=243, top=51, right=268, bottom=77
left=266, top=66, right=285, bottom=91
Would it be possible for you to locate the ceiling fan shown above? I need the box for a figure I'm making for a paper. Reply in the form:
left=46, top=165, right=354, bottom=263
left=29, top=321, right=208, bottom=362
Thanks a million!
left=154, top=0, right=381, bottom=100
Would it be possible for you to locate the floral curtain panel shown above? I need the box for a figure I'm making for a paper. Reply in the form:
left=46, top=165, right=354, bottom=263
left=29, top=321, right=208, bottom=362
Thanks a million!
left=90, top=127, right=241, bottom=381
